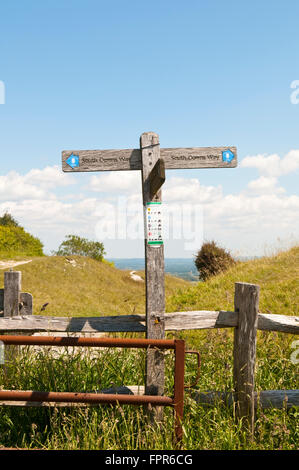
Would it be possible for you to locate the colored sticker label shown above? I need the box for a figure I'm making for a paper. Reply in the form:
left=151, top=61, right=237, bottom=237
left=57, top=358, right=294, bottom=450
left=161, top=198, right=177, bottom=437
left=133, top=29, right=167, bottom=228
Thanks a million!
left=66, top=153, right=80, bottom=168
left=145, top=202, right=163, bottom=246
left=222, top=150, right=235, bottom=163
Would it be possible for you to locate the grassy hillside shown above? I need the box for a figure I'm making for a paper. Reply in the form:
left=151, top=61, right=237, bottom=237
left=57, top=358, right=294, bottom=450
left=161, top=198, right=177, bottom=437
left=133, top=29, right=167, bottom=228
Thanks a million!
left=167, top=246, right=299, bottom=317
left=0, top=255, right=190, bottom=316
left=0, top=247, right=298, bottom=318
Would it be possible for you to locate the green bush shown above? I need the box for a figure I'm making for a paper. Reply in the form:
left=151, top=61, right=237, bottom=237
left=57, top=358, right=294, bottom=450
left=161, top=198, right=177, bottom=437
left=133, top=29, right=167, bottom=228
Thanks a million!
left=55, top=235, right=106, bottom=262
left=0, top=212, right=19, bottom=227
left=0, top=225, right=44, bottom=257
left=194, top=240, right=235, bottom=281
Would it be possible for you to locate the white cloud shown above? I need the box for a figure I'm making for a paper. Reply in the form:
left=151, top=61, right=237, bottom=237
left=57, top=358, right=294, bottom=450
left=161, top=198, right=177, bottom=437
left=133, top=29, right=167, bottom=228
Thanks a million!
left=0, top=171, right=48, bottom=201
left=25, top=165, right=75, bottom=189
left=164, top=177, right=222, bottom=204
left=246, top=176, right=285, bottom=195
left=0, top=166, right=74, bottom=202
left=89, top=171, right=141, bottom=193
left=240, top=150, right=299, bottom=177
left=0, top=159, right=298, bottom=257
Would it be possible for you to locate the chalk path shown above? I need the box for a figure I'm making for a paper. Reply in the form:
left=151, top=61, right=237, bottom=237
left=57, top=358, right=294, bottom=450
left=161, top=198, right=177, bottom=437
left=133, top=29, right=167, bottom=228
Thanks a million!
left=130, top=271, right=144, bottom=282
left=0, top=260, right=33, bottom=270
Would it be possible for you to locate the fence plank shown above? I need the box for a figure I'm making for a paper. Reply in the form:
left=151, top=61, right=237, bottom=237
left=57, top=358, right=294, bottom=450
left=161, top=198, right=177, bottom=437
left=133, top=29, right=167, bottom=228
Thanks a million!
left=0, top=311, right=298, bottom=334
left=191, top=390, right=299, bottom=409
left=233, top=282, right=260, bottom=434
left=19, top=293, right=33, bottom=316
left=257, top=313, right=299, bottom=334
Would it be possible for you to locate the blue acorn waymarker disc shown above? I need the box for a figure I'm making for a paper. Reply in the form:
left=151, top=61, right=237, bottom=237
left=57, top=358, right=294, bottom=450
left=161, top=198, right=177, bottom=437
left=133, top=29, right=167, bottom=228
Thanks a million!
left=66, top=154, right=80, bottom=168
left=222, top=149, right=235, bottom=163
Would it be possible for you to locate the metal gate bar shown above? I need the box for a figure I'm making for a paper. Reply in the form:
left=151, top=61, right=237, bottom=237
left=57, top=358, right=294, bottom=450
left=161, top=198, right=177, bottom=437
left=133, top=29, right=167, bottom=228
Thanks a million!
left=0, top=335, right=185, bottom=443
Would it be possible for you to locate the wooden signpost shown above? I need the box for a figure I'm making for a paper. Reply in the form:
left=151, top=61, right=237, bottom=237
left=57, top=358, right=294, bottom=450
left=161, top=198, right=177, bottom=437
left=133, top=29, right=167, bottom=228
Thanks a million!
left=62, top=132, right=237, bottom=404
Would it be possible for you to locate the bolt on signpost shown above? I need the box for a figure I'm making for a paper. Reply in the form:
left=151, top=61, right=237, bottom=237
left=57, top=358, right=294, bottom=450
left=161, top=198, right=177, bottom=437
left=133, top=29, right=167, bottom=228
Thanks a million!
left=62, top=132, right=237, bottom=421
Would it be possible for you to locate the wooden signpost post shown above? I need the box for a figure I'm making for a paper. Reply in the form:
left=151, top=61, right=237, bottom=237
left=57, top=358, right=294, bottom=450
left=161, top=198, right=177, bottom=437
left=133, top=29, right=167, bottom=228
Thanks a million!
left=62, top=132, right=237, bottom=406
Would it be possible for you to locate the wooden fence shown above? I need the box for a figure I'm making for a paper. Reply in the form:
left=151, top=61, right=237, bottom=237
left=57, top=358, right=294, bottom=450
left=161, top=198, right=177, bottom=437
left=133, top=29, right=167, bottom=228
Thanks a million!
left=0, top=270, right=298, bottom=434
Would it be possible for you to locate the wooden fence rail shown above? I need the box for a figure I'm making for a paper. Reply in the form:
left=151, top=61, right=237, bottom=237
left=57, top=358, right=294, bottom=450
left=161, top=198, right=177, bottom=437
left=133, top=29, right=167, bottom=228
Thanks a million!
left=0, top=271, right=298, bottom=433
left=0, top=311, right=298, bottom=334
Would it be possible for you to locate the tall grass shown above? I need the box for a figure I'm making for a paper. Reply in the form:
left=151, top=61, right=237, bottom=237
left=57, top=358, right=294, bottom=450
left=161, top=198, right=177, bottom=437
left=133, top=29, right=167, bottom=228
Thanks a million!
left=0, top=328, right=297, bottom=450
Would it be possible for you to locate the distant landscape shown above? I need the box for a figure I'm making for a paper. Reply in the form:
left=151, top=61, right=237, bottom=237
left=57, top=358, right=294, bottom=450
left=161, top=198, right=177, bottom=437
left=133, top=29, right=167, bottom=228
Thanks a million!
left=108, top=257, right=258, bottom=281
left=109, top=258, right=198, bottom=281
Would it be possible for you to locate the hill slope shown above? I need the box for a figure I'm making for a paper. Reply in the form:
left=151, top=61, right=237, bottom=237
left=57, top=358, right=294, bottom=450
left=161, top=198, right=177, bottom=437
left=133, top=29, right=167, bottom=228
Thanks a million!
left=0, top=256, right=190, bottom=316
left=167, top=246, right=299, bottom=317
left=0, top=225, right=44, bottom=258
left=0, top=247, right=297, bottom=318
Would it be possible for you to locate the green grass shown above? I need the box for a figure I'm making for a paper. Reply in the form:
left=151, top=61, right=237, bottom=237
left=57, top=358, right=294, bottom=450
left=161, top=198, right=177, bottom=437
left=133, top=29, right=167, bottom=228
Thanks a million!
left=0, top=248, right=298, bottom=450
left=0, top=334, right=297, bottom=450
left=0, top=255, right=190, bottom=316
left=166, top=246, right=299, bottom=316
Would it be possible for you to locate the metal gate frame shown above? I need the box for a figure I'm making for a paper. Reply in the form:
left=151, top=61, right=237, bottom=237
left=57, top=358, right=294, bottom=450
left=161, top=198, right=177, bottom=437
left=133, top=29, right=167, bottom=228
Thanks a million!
left=0, top=335, right=185, bottom=442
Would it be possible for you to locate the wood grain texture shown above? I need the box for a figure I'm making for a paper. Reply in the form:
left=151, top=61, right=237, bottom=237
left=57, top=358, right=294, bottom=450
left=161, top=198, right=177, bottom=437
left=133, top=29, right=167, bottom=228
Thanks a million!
left=141, top=132, right=165, bottom=400
left=19, top=293, right=33, bottom=316
left=2, top=271, right=22, bottom=364
left=4, top=271, right=21, bottom=317
left=62, top=146, right=237, bottom=172
left=191, top=390, right=299, bottom=409
left=149, top=158, right=165, bottom=199
left=0, top=311, right=297, bottom=334
left=0, top=289, right=3, bottom=315
left=257, top=313, right=299, bottom=333
left=233, top=282, right=260, bottom=434
left=0, top=291, right=32, bottom=317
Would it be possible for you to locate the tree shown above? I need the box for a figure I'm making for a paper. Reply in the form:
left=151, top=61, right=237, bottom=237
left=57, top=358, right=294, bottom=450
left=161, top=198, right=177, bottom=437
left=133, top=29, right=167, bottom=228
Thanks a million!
left=0, top=212, right=19, bottom=227
left=194, top=240, right=235, bottom=281
left=55, top=235, right=106, bottom=261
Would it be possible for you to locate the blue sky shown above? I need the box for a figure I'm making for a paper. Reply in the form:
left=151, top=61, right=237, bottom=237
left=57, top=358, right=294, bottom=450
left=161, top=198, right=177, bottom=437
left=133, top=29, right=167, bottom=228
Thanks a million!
left=0, top=1, right=299, bottom=258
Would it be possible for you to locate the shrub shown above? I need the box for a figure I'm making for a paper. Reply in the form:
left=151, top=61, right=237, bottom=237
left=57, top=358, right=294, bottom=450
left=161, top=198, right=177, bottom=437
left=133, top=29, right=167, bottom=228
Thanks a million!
left=55, top=235, right=106, bottom=262
left=0, top=212, right=19, bottom=227
left=194, top=241, right=235, bottom=281
left=0, top=225, right=44, bottom=257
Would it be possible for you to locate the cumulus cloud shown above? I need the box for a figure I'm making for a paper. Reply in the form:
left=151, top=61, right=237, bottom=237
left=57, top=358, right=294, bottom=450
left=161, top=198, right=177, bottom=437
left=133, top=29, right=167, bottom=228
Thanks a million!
left=164, top=177, right=222, bottom=204
left=89, top=171, right=141, bottom=193
left=0, top=159, right=298, bottom=257
left=0, top=166, right=74, bottom=201
left=26, top=165, right=75, bottom=189
left=246, top=176, right=285, bottom=195
left=0, top=171, right=48, bottom=201
left=240, top=150, right=299, bottom=177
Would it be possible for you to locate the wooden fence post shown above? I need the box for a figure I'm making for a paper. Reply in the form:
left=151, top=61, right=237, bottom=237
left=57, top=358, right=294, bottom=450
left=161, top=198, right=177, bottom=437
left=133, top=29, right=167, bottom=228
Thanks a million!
left=141, top=132, right=165, bottom=417
left=4, top=270, right=21, bottom=317
left=3, top=270, right=22, bottom=364
left=233, top=282, right=259, bottom=435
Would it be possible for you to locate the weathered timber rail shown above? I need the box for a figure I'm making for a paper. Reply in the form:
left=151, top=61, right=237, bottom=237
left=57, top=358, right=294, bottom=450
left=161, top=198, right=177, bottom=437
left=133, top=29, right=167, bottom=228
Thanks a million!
left=0, top=311, right=298, bottom=334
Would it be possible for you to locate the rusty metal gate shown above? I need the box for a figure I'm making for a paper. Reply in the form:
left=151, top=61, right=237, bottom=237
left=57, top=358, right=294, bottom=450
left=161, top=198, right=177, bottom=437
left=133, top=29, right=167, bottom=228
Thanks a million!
left=0, top=335, right=187, bottom=442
